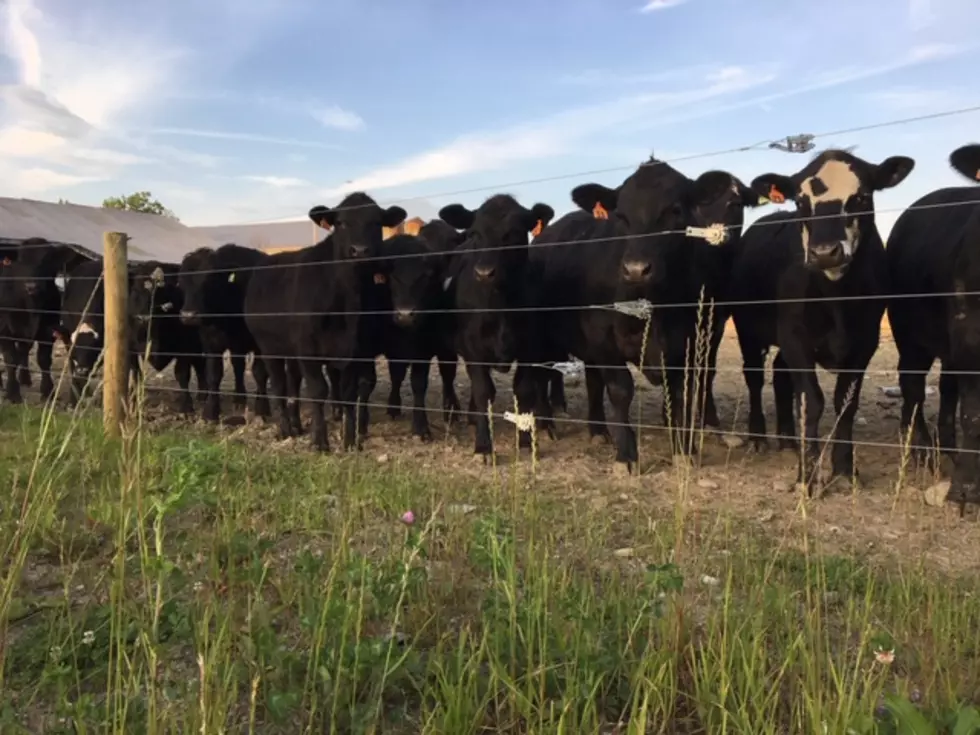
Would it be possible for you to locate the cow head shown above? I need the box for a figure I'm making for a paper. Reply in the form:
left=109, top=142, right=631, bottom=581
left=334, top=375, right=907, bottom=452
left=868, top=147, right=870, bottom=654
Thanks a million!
left=571, top=156, right=733, bottom=289
left=381, top=237, right=444, bottom=328
left=178, top=247, right=221, bottom=326
left=439, top=194, right=554, bottom=289
left=950, top=144, right=980, bottom=183
left=751, top=150, right=915, bottom=280
left=690, top=173, right=768, bottom=245
left=308, top=192, right=406, bottom=261
left=9, top=241, right=85, bottom=304
left=68, top=321, right=103, bottom=379
left=130, top=264, right=178, bottom=346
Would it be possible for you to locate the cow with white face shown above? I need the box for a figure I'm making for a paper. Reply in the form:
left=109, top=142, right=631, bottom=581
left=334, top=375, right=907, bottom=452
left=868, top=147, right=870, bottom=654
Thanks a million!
left=728, top=149, right=915, bottom=494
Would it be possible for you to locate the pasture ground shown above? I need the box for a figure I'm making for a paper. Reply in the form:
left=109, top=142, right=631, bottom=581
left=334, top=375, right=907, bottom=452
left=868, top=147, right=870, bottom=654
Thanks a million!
left=2, top=322, right=980, bottom=732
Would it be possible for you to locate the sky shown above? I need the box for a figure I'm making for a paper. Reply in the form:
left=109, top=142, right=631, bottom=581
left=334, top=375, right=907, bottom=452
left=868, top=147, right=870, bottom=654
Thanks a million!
left=1, top=0, right=980, bottom=236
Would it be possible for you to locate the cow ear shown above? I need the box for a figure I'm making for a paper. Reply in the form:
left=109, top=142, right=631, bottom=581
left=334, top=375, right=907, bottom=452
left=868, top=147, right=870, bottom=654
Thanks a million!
left=439, top=203, right=476, bottom=230
left=571, top=183, right=618, bottom=219
left=689, top=170, right=735, bottom=205
left=309, top=204, right=335, bottom=228
left=381, top=205, right=408, bottom=228
left=871, top=156, right=915, bottom=191
left=734, top=177, right=767, bottom=208
left=528, top=203, right=555, bottom=236
left=750, top=173, right=795, bottom=205
left=950, top=145, right=980, bottom=183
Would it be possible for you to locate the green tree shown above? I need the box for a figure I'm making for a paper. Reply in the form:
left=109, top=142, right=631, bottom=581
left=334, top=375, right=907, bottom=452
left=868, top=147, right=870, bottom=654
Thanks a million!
left=102, top=191, right=178, bottom=220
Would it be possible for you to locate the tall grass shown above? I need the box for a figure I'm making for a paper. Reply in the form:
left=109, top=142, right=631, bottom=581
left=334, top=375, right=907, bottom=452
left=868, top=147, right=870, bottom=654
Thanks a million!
left=0, top=401, right=979, bottom=734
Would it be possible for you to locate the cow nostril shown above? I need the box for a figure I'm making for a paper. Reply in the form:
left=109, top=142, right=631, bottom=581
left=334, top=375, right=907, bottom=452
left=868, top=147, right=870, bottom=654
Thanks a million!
left=349, top=245, right=368, bottom=258
left=622, top=261, right=653, bottom=281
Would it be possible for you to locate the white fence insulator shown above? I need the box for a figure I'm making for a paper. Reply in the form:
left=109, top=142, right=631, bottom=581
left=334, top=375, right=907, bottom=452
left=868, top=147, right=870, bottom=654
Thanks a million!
left=503, top=411, right=535, bottom=433
left=686, top=225, right=728, bottom=246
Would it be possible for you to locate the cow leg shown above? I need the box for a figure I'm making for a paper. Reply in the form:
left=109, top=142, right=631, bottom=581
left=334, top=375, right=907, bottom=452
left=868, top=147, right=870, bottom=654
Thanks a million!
left=512, top=364, right=541, bottom=450
left=897, top=350, right=934, bottom=466
left=338, top=364, right=371, bottom=451
left=741, top=343, right=769, bottom=452
left=699, top=321, right=725, bottom=430
left=549, top=371, right=567, bottom=415
left=202, top=354, right=224, bottom=423
left=264, top=358, right=294, bottom=438
left=466, top=364, right=496, bottom=456
left=467, top=393, right=477, bottom=426
left=786, top=364, right=824, bottom=493
left=437, top=351, right=461, bottom=424
left=173, top=357, right=194, bottom=414
left=192, top=355, right=207, bottom=407
left=2, top=342, right=22, bottom=404
left=229, top=354, right=247, bottom=410
left=357, top=361, right=376, bottom=440
left=937, top=365, right=959, bottom=456
left=301, top=359, right=330, bottom=451
left=36, top=338, right=54, bottom=401
left=251, top=355, right=271, bottom=419
left=409, top=361, right=432, bottom=441
left=531, top=366, right=556, bottom=438
left=772, top=351, right=797, bottom=451
left=17, top=343, right=32, bottom=388
left=601, top=366, right=637, bottom=471
left=585, top=364, right=610, bottom=443
left=326, top=365, right=343, bottom=420
left=828, top=355, right=873, bottom=484
left=951, top=373, right=980, bottom=505
left=286, top=359, right=303, bottom=434
left=387, top=357, right=406, bottom=419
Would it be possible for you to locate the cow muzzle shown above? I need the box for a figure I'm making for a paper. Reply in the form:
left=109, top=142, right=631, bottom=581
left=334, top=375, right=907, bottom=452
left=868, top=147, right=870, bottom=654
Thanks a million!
left=393, top=308, right=416, bottom=326
left=806, top=242, right=849, bottom=270
left=621, top=259, right=653, bottom=284
left=349, top=244, right=369, bottom=259
left=179, top=309, right=199, bottom=325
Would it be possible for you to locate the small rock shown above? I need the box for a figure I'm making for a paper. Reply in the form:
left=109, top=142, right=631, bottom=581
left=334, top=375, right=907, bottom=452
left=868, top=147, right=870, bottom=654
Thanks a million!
left=924, top=480, right=951, bottom=507
left=589, top=496, right=609, bottom=511
left=879, top=386, right=902, bottom=398
left=447, top=503, right=477, bottom=515
left=618, top=493, right=629, bottom=502
left=697, top=478, right=719, bottom=490
left=856, top=417, right=868, bottom=427
left=700, top=574, right=721, bottom=587
left=613, top=547, right=635, bottom=558
left=772, top=480, right=792, bottom=493
left=377, top=453, right=389, bottom=464
left=758, top=509, right=775, bottom=522
left=721, top=434, right=745, bottom=449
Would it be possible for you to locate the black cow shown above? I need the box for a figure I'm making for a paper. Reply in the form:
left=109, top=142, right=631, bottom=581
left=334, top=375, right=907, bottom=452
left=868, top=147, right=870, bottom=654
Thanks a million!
left=523, top=157, right=736, bottom=472
left=541, top=171, right=765, bottom=434
left=886, top=144, right=980, bottom=503
left=0, top=239, right=86, bottom=403
left=244, top=192, right=406, bottom=451
left=178, top=244, right=269, bottom=422
left=128, top=262, right=206, bottom=414
left=731, top=149, right=914, bottom=492
left=437, top=194, right=554, bottom=457
left=379, top=221, right=463, bottom=439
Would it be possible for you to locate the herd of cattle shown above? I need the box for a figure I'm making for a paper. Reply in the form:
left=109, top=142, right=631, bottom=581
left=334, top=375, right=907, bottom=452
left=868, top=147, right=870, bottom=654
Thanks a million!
left=0, top=145, right=979, bottom=503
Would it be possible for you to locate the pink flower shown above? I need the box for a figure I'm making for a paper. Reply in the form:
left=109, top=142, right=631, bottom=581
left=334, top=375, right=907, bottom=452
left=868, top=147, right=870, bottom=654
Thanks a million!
left=874, top=648, right=895, bottom=665
left=400, top=511, right=415, bottom=526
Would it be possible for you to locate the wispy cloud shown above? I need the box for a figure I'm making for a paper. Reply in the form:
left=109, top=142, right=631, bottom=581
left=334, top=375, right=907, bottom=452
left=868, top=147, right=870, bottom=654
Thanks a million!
left=639, top=0, right=689, bottom=12
left=312, top=105, right=365, bottom=132
left=243, top=175, right=311, bottom=188
left=319, top=65, right=774, bottom=199
left=145, top=127, right=343, bottom=150
left=865, top=86, right=964, bottom=112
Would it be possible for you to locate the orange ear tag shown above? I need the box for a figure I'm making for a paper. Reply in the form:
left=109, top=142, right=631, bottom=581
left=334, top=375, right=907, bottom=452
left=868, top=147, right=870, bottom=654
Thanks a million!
left=373, top=273, right=387, bottom=285
left=768, top=186, right=786, bottom=204
left=975, top=169, right=980, bottom=181
left=530, top=220, right=543, bottom=237
left=592, top=202, right=609, bottom=220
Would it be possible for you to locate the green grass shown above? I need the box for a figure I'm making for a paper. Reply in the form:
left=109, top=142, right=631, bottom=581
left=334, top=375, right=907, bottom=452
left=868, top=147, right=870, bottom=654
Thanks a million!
left=1, top=402, right=980, bottom=734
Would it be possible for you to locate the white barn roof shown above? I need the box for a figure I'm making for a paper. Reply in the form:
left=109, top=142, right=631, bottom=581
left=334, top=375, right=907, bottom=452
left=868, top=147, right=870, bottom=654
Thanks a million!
left=0, top=197, right=220, bottom=264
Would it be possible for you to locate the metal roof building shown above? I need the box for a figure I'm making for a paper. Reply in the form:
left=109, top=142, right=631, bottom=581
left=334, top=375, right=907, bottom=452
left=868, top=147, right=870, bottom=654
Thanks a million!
left=0, top=197, right=221, bottom=264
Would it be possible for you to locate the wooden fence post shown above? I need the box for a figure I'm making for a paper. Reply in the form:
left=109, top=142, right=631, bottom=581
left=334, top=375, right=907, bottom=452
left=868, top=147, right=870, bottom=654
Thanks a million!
left=102, top=232, right=129, bottom=437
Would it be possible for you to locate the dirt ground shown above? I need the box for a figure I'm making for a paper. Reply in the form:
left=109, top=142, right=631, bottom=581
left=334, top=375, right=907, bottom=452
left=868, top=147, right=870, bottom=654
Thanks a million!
left=29, top=318, right=980, bottom=576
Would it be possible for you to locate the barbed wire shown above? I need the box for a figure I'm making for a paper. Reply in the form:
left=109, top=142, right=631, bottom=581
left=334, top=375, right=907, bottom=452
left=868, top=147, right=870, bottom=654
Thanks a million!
left=12, top=362, right=974, bottom=459
left=3, top=195, right=980, bottom=284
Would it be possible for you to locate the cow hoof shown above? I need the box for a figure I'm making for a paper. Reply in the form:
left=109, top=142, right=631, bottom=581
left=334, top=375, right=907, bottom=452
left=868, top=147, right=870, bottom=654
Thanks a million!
left=749, top=438, right=769, bottom=454
left=612, top=461, right=633, bottom=478
left=589, top=432, right=610, bottom=446
left=413, top=429, right=433, bottom=443
left=387, top=407, right=402, bottom=419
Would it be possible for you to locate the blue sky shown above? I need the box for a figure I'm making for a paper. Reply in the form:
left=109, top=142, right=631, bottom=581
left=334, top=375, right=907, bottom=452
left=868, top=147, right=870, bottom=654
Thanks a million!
left=1, top=0, right=979, bottom=235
